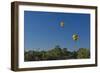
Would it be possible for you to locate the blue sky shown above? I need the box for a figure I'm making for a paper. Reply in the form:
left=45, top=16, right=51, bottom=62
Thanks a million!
left=24, top=11, right=90, bottom=51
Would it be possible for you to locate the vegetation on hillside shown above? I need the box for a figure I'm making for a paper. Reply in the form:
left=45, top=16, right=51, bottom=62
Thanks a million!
left=24, top=45, right=90, bottom=61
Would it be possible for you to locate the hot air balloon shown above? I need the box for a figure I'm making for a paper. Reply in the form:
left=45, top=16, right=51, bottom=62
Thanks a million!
left=60, top=21, right=64, bottom=28
left=72, top=34, right=79, bottom=50
left=72, top=34, right=79, bottom=41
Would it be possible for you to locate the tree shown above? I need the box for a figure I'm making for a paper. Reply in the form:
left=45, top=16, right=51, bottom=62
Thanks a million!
left=24, top=51, right=34, bottom=61
left=71, top=51, right=77, bottom=59
left=47, top=45, right=63, bottom=60
left=62, top=48, right=68, bottom=55
left=77, top=48, right=90, bottom=59
left=54, top=45, right=63, bottom=56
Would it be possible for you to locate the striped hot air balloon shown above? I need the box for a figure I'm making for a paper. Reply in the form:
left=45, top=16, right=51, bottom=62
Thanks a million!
left=72, top=34, right=79, bottom=41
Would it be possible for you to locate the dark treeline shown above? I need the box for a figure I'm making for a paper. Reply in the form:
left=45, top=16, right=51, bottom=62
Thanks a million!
left=24, top=45, right=90, bottom=61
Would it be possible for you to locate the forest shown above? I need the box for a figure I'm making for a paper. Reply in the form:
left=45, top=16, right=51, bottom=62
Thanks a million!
left=24, top=45, right=90, bottom=61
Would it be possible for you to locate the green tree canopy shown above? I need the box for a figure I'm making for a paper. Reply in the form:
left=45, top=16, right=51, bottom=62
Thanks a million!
left=77, top=48, right=90, bottom=59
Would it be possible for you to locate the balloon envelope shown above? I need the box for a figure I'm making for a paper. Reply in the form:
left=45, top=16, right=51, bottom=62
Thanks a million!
left=72, top=34, right=79, bottom=41
left=60, top=21, right=64, bottom=27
